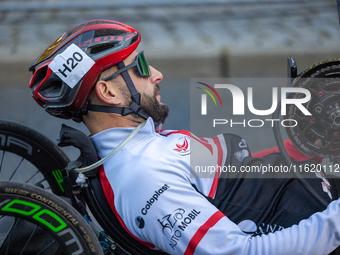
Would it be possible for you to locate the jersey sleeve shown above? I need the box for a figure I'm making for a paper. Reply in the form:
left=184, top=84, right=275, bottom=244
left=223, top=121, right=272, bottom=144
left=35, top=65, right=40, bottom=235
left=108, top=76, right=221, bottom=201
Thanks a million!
left=98, top=127, right=340, bottom=255
left=126, top=160, right=340, bottom=255
left=252, top=139, right=322, bottom=163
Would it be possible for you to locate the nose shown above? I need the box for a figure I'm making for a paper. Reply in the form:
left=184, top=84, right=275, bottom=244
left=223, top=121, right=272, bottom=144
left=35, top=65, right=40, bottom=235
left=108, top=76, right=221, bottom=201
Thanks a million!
left=150, top=66, right=163, bottom=84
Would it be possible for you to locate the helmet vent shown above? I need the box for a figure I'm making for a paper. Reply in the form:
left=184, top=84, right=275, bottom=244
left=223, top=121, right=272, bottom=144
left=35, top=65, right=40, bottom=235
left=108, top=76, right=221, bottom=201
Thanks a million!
left=32, top=66, right=48, bottom=87
left=39, top=75, right=64, bottom=98
left=130, top=34, right=138, bottom=45
left=88, top=42, right=119, bottom=54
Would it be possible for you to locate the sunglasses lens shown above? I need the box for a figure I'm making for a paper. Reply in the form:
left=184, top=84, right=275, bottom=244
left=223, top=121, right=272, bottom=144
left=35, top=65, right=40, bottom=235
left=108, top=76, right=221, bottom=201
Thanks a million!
left=137, top=52, right=151, bottom=76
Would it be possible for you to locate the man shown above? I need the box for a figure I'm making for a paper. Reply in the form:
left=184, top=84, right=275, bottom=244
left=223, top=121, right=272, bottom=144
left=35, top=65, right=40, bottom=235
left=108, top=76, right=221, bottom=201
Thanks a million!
left=29, top=19, right=340, bottom=254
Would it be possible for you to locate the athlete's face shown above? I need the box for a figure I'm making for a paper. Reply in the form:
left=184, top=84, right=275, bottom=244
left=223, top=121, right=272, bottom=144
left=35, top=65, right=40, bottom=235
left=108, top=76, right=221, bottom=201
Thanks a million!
left=124, top=51, right=169, bottom=124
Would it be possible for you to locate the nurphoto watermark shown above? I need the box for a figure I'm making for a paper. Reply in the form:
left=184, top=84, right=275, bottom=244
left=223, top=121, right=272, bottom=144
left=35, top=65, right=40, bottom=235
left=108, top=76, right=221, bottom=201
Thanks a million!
left=189, top=78, right=339, bottom=179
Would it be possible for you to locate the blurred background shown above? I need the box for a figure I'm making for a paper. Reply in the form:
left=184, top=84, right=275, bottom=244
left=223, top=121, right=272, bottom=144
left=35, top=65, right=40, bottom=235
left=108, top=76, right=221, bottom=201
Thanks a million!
left=0, top=0, right=339, bottom=157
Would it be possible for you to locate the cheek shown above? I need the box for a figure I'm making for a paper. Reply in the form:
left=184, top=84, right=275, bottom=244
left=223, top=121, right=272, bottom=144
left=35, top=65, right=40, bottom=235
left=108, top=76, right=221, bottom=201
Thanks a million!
left=138, top=81, right=153, bottom=95
left=126, top=69, right=153, bottom=95
left=127, top=68, right=140, bottom=84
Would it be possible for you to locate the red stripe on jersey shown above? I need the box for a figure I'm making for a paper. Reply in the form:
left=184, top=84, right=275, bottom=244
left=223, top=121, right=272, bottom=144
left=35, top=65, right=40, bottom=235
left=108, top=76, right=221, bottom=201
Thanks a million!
left=184, top=211, right=225, bottom=255
left=252, top=139, right=322, bottom=163
left=99, top=166, right=156, bottom=249
left=208, top=136, right=223, bottom=198
left=194, top=137, right=213, bottom=155
left=164, top=130, right=191, bottom=136
left=165, top=131, right=223, bottom=198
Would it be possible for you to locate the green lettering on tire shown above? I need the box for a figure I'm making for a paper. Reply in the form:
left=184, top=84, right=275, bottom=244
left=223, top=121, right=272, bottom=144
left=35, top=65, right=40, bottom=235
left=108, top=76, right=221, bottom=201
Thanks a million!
left=2, top=199, right=40, bottom=215
left=33, top=209, right=67, bottom=232
left=2, top=199, right=67, bottom=232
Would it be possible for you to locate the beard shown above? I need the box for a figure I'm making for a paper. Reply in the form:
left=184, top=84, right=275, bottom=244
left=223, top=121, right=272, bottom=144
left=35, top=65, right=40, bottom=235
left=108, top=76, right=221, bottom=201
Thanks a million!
left=140, top=84, right=169, bottom=124
left=120, top=82, right=169, bottom=125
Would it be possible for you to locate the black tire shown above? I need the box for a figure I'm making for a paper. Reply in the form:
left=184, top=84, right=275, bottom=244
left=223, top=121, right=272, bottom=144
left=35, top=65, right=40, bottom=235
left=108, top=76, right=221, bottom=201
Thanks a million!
left=0, top=120, right=69, bottom=196
left=0, top=181, right=103, bottom=255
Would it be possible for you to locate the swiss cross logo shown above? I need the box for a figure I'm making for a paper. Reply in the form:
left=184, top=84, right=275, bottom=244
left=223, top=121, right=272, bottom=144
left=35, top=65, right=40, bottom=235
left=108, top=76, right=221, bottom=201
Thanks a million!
left=173, top=138, right=190, bottom=156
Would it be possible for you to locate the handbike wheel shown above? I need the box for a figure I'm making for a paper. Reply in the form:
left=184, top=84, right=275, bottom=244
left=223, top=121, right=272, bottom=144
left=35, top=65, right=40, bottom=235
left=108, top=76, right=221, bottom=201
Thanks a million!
left=0, top=181, right=103, bottom=255
left=285, top=59, right=340, bottom=159
left=0, top=120, right=69, bottom=195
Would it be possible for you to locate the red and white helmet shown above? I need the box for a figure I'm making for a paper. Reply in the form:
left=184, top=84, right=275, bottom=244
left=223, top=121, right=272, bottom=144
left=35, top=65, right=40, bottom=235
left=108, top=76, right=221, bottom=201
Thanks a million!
left=29, top=19, right=141, bottom=122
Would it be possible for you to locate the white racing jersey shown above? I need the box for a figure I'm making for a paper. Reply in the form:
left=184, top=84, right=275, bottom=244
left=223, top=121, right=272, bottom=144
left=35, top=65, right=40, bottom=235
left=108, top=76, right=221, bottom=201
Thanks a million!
left=90, top=117, right=340, bottom=255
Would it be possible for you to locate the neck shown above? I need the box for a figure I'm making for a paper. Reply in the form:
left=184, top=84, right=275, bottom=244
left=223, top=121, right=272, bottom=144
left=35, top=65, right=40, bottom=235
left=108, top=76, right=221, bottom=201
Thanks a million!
left=83, top=112, right=145, bottom=136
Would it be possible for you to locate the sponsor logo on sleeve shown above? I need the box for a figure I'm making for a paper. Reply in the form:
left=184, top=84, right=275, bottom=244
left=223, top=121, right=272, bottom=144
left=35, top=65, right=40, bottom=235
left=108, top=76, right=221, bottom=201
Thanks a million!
left=238, top=139, right=248, bottom=148
left=135, top=216, right=145, bottom=229
left=234, top=149, right=249, bottom=162
left=135, top=184, right=170, bottom=229
left=237, top=219, right=284, bottom=236
left=141, top=184, right=170, bottom=215
left=157, top=208, right=201, bottom=250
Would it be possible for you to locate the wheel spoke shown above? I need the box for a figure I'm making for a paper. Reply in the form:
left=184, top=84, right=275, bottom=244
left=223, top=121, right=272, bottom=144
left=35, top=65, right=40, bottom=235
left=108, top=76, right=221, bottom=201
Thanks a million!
left=36, top=239, right=58, bottom=255
left=8, top=157, right=25, bottom=181
left=18, top=224, right=39, bottom=255
left=0, top=122, right=71, bottom=253
left=0, top=151, right=5, bottom=176
left=25, top=170, right=40, bottom=183
left=0, top=218, right=19, bottom=255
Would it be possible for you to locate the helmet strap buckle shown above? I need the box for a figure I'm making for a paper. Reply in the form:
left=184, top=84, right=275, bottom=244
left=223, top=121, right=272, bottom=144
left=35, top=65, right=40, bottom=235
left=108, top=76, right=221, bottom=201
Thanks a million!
left=131, top=93, right=141, bottom=105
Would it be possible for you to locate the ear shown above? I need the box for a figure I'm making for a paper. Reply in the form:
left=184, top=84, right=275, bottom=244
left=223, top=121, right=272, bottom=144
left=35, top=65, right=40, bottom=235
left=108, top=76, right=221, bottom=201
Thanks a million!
left=94, top=80, right=123, bottom=105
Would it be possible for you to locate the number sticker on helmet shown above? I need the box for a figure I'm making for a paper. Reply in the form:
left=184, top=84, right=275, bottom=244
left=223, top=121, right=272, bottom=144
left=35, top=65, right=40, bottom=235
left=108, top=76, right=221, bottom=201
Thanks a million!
left=48, top=43, right=95, bottom=89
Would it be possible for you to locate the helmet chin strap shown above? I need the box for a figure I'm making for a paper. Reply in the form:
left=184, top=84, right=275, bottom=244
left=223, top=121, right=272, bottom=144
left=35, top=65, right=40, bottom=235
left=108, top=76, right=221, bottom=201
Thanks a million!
left=86, top=61, right=150, bottom=120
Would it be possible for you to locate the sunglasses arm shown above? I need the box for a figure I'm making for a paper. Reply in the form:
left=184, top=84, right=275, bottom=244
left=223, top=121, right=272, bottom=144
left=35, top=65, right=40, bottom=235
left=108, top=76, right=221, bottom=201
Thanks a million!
left=103, top=62, right=137, bottom=82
